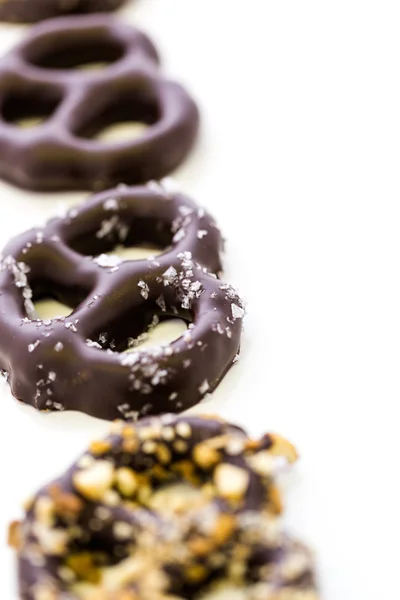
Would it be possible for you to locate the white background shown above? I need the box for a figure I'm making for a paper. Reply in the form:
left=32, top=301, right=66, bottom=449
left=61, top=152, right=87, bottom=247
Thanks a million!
left=1, top=1, right=400, bottom=598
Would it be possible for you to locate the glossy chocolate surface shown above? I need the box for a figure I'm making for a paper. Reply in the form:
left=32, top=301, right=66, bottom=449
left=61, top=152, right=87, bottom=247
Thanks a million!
left=0, top=184, right=244, bottom=420
left=0, top=0, right=126, bottom=23
left=0, top=15, right=199, bottom=191
left=10, top=414, right=318, bottom=600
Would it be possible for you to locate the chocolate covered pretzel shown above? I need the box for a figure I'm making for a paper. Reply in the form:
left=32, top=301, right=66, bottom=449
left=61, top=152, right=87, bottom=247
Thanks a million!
left=0, top=0, right=126, bottom=23
left=9, top=414, right=319, bottom=600
left=0, top=15, right=199, bottom=191
left=0, top=183, right=244, bottom=420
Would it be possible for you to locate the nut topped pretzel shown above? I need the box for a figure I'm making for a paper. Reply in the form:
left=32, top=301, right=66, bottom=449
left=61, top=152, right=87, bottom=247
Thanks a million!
left=0, top=15, right=199, bottom=191
left=0, top=0, right=126, bottom=23
left=0, top=183, right=244, bottom=420
left=9, top=414, right=319, bottom=600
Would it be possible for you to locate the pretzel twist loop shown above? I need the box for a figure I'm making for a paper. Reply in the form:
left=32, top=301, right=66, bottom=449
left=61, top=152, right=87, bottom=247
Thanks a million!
left=0, top=16, right=199, bottom=190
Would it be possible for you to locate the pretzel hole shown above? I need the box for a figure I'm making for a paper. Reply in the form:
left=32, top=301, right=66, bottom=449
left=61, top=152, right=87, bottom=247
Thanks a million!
left=1, top=88, right=62, bottom=129
left=87, top=315, right=188, bottom=354
left=34, top=298, right=72, bottom=320
left=25, top=37, right=125, bottom=71
left=108, top=245, right=164, bottom=261
left=96, top=121, right=149, bottom=142
left=31, top=281, right=89, bottom=320
left=70, top=216, right=172, bottom=259
left=72, top=89, right=159, bottom=143
left=124, top=318, right=188, bottom=353
left=90, top=244, right=165, bottom=268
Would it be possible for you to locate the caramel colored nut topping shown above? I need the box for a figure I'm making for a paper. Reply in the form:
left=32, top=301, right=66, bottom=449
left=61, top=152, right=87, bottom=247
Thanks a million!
left=269, top=434, right=299, bottom=463
left=11, top=415, right=318, bottom=600
left=116, top=468, right=139, bottom=497
left=8, top=520, right=22, bottom=550
left=66, top=553, right=101, bottom=583
left=214, top=464, right=250, bottom=500
left=185, top=564, right=208, bottom=583
left=48, top=485, right=83, bottom=519
left=73, top=460, right=115, bottom=501
left=34, top=496, right=54, bottom=526
left=213, top=514, right=236, bottom=545
left=268, top=485, right=284, bottom=516
left=90, top=440, right=113, bottom=456
left=193, top=443, right=221, bottom=469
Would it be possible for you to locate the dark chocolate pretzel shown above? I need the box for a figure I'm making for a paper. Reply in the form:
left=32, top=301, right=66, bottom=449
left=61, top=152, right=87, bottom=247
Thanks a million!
left=0, top=15, right=199, bottom=191
left=0, top=184, right=244, bottom=420
left=0, top=0, right=126, bottom=23
left=9, top=414, right=318, bottom=600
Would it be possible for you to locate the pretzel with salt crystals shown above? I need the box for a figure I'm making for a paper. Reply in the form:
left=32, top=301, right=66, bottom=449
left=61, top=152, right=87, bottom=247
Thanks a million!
left=0, top=183, right=244, bottom=420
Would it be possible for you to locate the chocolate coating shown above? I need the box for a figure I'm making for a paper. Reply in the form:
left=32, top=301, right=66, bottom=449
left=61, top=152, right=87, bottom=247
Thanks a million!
left=0, top=184, right=244, bottom=420
left=0, top=15, right=199, bottom=191
left=0, top=0, right=126, bottom=23
left=10, top=414, right=318, bottom=600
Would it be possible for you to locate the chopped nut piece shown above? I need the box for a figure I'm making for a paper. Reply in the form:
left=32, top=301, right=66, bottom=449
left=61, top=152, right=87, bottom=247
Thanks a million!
left=113, top=521, right=133, bottom=540
left=73, top=460, right=115, bottom=501
left=122, top=425, right=136, bottom=438
left=142, top=440, right=157, bottom=454
left=161, top=426, right=175, bottom=441
left=173, top=439, right=188, bottom=453
left=156, top=443, right=172, bottom=464
left=138, top=426, right=161, bottom=441
left=207, top=434, right=232, bottom=449
left=58, top=566, right=75, bottom=584
left=137, top=484, right=152, bottom=504
left=270, top=434, right=298, bottom=463
left=101, top=555, right=148, bottom=587
left=32, top=523, right=69, bottom=555
left=247, top=451, right=275, bottom=477
left=175, top=421, right=192, bottom=439
left=268, top=485, right=283, bottom=515
left=171, top=460, right=196, bottom=483
left=103, top=489, right=121, bottom=506
left=8, top=520, right=22, bottom=549
left=185, top=564, right=208, bottom=583
left=244, top=439, right=261, bottom=451
left=193, top=443, right=220, bottom=469
left=89, top=440, right=112, bottom=456
left=35, top=496, right=55, bottom=526
left=187, top=537, right=214, bottom=556
left=213, top=514, right=236, bottom=545
left=226, top=438, right=245, bottom=456
left=66, top=553, right=101, bottom=583
left=122, top=436, right=139, bottom=453
left=214, top=464, right=250, bottom=500
left=49, top=485, right=83, bottom=519
left=116, top=468, right=139, bottom=497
